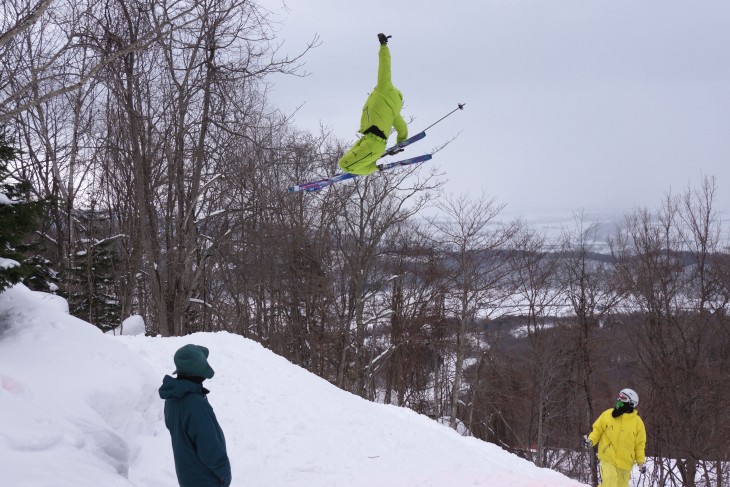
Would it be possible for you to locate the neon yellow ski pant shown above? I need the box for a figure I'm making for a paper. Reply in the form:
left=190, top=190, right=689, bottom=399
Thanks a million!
left=599, top=461, right=631, bottom=487
left=338, top=133, right=387, bottom=176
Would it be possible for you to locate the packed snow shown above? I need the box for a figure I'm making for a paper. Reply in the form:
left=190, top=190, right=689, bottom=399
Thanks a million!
left=0, top=192, right=17, bottom=205
left=0, top=257, right=20, bottom=270
left=0, top=284, right=585, bottom=486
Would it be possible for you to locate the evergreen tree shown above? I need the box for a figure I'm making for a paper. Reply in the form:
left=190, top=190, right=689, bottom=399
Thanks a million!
left=65, top=212, right=122, bottom=332
left=0, top=130, right=49, bottom=292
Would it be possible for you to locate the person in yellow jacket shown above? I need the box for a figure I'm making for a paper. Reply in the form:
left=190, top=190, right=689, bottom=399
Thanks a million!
left=338, top=33, right=408, bottom=176
left=585, top=388, right=647, bottom=487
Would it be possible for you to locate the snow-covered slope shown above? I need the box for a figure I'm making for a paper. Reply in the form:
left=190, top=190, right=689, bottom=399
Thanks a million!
left=0, top=284, right=585, bottom=486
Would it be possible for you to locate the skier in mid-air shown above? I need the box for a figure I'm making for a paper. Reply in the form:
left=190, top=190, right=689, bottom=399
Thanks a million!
left=338, top=33, right=408, bottom=176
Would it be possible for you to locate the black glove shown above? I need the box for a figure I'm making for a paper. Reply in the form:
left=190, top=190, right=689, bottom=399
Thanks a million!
left=583, top=436, right=592, bottom=448
left=378, top=33, right=392, bottom=45
left=639, top=464, right=646, bottom=474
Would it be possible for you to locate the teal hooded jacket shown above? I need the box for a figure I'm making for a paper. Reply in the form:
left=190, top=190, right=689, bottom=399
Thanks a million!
left=159, top=376, right=232, bottom=487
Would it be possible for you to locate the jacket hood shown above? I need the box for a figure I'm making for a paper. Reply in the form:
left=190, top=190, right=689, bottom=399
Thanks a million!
left=159, top=374, right=204, bottom=400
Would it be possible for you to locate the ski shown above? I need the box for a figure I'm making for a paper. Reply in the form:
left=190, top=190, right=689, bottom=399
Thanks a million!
left=377, top=153, right=432, bottom=171
left=286, top=102, right=465, bottom=193
left=287, top=131, right=427, bottom=193
left=288, top=154, right=432, bottom=193
left=382, top=130, right=425, bottom=156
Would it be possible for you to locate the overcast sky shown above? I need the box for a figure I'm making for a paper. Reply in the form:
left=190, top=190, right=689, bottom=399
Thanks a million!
left=263, top=0, right=730, bottom=218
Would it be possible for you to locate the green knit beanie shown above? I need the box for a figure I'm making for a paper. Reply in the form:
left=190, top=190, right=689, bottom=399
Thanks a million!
left=173, top=344, right=215, bottom=379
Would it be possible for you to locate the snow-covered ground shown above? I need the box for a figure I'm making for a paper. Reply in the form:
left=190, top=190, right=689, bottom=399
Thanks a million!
left=0, top=284, right=585, bottom=487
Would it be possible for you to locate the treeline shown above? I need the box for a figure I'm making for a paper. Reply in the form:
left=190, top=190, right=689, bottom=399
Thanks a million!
left=2, top=2, right=729, bottom=486
left=458, top=185, right=730, bottom=487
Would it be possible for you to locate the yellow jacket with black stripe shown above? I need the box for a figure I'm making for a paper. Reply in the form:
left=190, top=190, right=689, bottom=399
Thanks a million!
left=359, top=45, right=408, bottom=143
left=588, top=408, right=647, bottom=470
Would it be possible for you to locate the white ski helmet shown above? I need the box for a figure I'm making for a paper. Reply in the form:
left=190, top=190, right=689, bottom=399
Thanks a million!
left=618, top=388, right=639, bottom=407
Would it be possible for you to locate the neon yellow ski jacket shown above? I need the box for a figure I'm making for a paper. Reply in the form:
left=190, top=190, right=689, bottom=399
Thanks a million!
left=588, top=408, right=647, bottom=471
left=359, top=44, right=407, bottom=143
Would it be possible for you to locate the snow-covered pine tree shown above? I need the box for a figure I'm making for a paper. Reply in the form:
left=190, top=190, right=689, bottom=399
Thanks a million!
left=0, top=131, right=49, bottom=292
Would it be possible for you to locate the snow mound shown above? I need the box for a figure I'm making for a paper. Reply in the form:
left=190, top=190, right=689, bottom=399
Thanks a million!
left=106, top=314, right=146, bottom=336
left=0, top=284, right=585, bottom=486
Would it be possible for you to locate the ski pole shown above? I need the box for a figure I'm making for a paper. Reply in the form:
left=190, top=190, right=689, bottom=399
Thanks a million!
left=422, top=103, right=466, bottom=133
left=383, top=103, right=466, bottom=156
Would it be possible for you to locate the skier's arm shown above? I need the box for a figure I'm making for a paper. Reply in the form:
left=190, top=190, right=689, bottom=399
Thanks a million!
left=393, top=113, right=408, bottom=143
left=587, top=411, right=606, bottom=446
left=635, top=418, right=647, bottom=465
left=377, top=44, right=392, bottom=89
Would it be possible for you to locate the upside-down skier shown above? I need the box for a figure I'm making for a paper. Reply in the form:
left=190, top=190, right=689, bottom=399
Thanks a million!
left=338, top=33, right=408, bottom=176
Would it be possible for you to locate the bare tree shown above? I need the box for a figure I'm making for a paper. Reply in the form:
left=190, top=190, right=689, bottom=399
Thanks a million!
left=90, top=0, right=314, bottom=336
left=506, top=225, right=566, bottom=467
left=330, top=163, right=441, bottom=397
left=214, top=122, right=341, bottom=369
left=0, top=0, right=202, bottom=122
left=612, top=178, right=730, bottom=487
left=374, top=220, right=450, bottom=413
left=429, top=192, right=517, bottom=429
left=558, top=213, right=623, bottom=485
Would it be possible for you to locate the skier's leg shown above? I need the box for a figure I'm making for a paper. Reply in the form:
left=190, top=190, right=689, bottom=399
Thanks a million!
left=598, top=460, right=616, bottom=487
left=598, top=461, right=630, bottom=487
left=615, top=467, right=631, bottom=487
left=338, top=133, right=387, bottom=175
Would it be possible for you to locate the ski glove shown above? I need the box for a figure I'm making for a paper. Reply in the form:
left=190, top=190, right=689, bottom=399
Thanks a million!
left=378, top=33, right=392, bottom=45
left=639, top=464, right=646, bottom=474
left=583, top=436, right=592, bottom=448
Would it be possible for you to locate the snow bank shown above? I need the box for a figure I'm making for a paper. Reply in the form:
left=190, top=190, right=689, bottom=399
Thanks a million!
left=0, top=285, right=163, bottom=486
left=106, top=314, right=146, bottom=336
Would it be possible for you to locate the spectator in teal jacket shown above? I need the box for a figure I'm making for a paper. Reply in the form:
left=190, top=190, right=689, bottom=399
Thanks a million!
left=159, top=344, right=231, bottom=487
